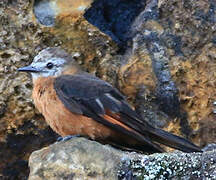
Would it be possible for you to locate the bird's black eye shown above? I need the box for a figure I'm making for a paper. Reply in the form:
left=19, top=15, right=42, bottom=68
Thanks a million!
left=46, top=62, right=54, bottom=69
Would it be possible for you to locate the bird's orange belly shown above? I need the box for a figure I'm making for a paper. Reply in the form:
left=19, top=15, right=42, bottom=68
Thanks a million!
left=32, top=77, right=116, bottom=140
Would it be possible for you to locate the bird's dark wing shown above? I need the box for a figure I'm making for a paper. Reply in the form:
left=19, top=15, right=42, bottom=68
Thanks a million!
left=54, top=74, right=201, bottom=153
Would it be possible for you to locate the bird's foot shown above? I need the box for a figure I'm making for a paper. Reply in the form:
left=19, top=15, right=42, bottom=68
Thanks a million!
left=57, top=135, right=82, bottom=142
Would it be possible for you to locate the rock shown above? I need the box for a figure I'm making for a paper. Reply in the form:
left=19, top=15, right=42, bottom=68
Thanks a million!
left=34, top=0, right=94, bottom=26
left=29, top=138, right=123, bottom=180
left=28, top=138, right=216, bottom=180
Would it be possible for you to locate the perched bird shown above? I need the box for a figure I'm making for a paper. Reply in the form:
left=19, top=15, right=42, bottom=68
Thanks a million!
left=18, top=47, right=201, bottom=153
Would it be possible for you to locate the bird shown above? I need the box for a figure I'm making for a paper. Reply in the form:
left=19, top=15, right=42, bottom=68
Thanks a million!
left=18, top=47, right=201, bottom=153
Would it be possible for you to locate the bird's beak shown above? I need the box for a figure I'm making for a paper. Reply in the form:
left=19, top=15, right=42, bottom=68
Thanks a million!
left=18, top=66, right=40, bottom=73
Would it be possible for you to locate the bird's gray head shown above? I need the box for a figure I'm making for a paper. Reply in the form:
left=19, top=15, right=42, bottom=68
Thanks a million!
left=18, top=47, right=75, bottom=80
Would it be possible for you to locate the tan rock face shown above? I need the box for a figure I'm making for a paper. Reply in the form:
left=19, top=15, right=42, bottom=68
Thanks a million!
left=158, top=0, right=216, bottom=145
left=170, top=44, right=216, bottom=146
left=0, top=0, right=215, bottom=179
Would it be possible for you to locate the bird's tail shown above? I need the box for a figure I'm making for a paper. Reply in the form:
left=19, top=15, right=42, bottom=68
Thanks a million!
left=147, top=126, right=202, bottom=152
left=120, top=103, right=202, bottom=152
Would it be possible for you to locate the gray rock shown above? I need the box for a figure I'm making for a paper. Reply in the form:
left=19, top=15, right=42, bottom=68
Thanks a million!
left=29, top=138, right=216, bottom=180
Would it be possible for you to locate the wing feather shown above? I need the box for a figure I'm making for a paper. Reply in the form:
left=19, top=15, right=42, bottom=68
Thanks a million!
left=54, top=74, right=201, bottom=153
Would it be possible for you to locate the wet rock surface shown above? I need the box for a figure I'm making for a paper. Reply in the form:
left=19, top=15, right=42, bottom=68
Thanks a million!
left=84, top=0, right=146, bottom=47
left=29, top=138, right=216, bottom=180
left=0, top=0, right=215, bottom=179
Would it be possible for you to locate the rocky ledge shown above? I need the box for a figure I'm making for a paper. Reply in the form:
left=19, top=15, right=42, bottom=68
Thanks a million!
left=29, top=138, right=216, bottom=180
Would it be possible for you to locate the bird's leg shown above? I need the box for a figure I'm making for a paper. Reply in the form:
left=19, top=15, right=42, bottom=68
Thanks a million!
left=57, top=134, right=82, bottom=142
